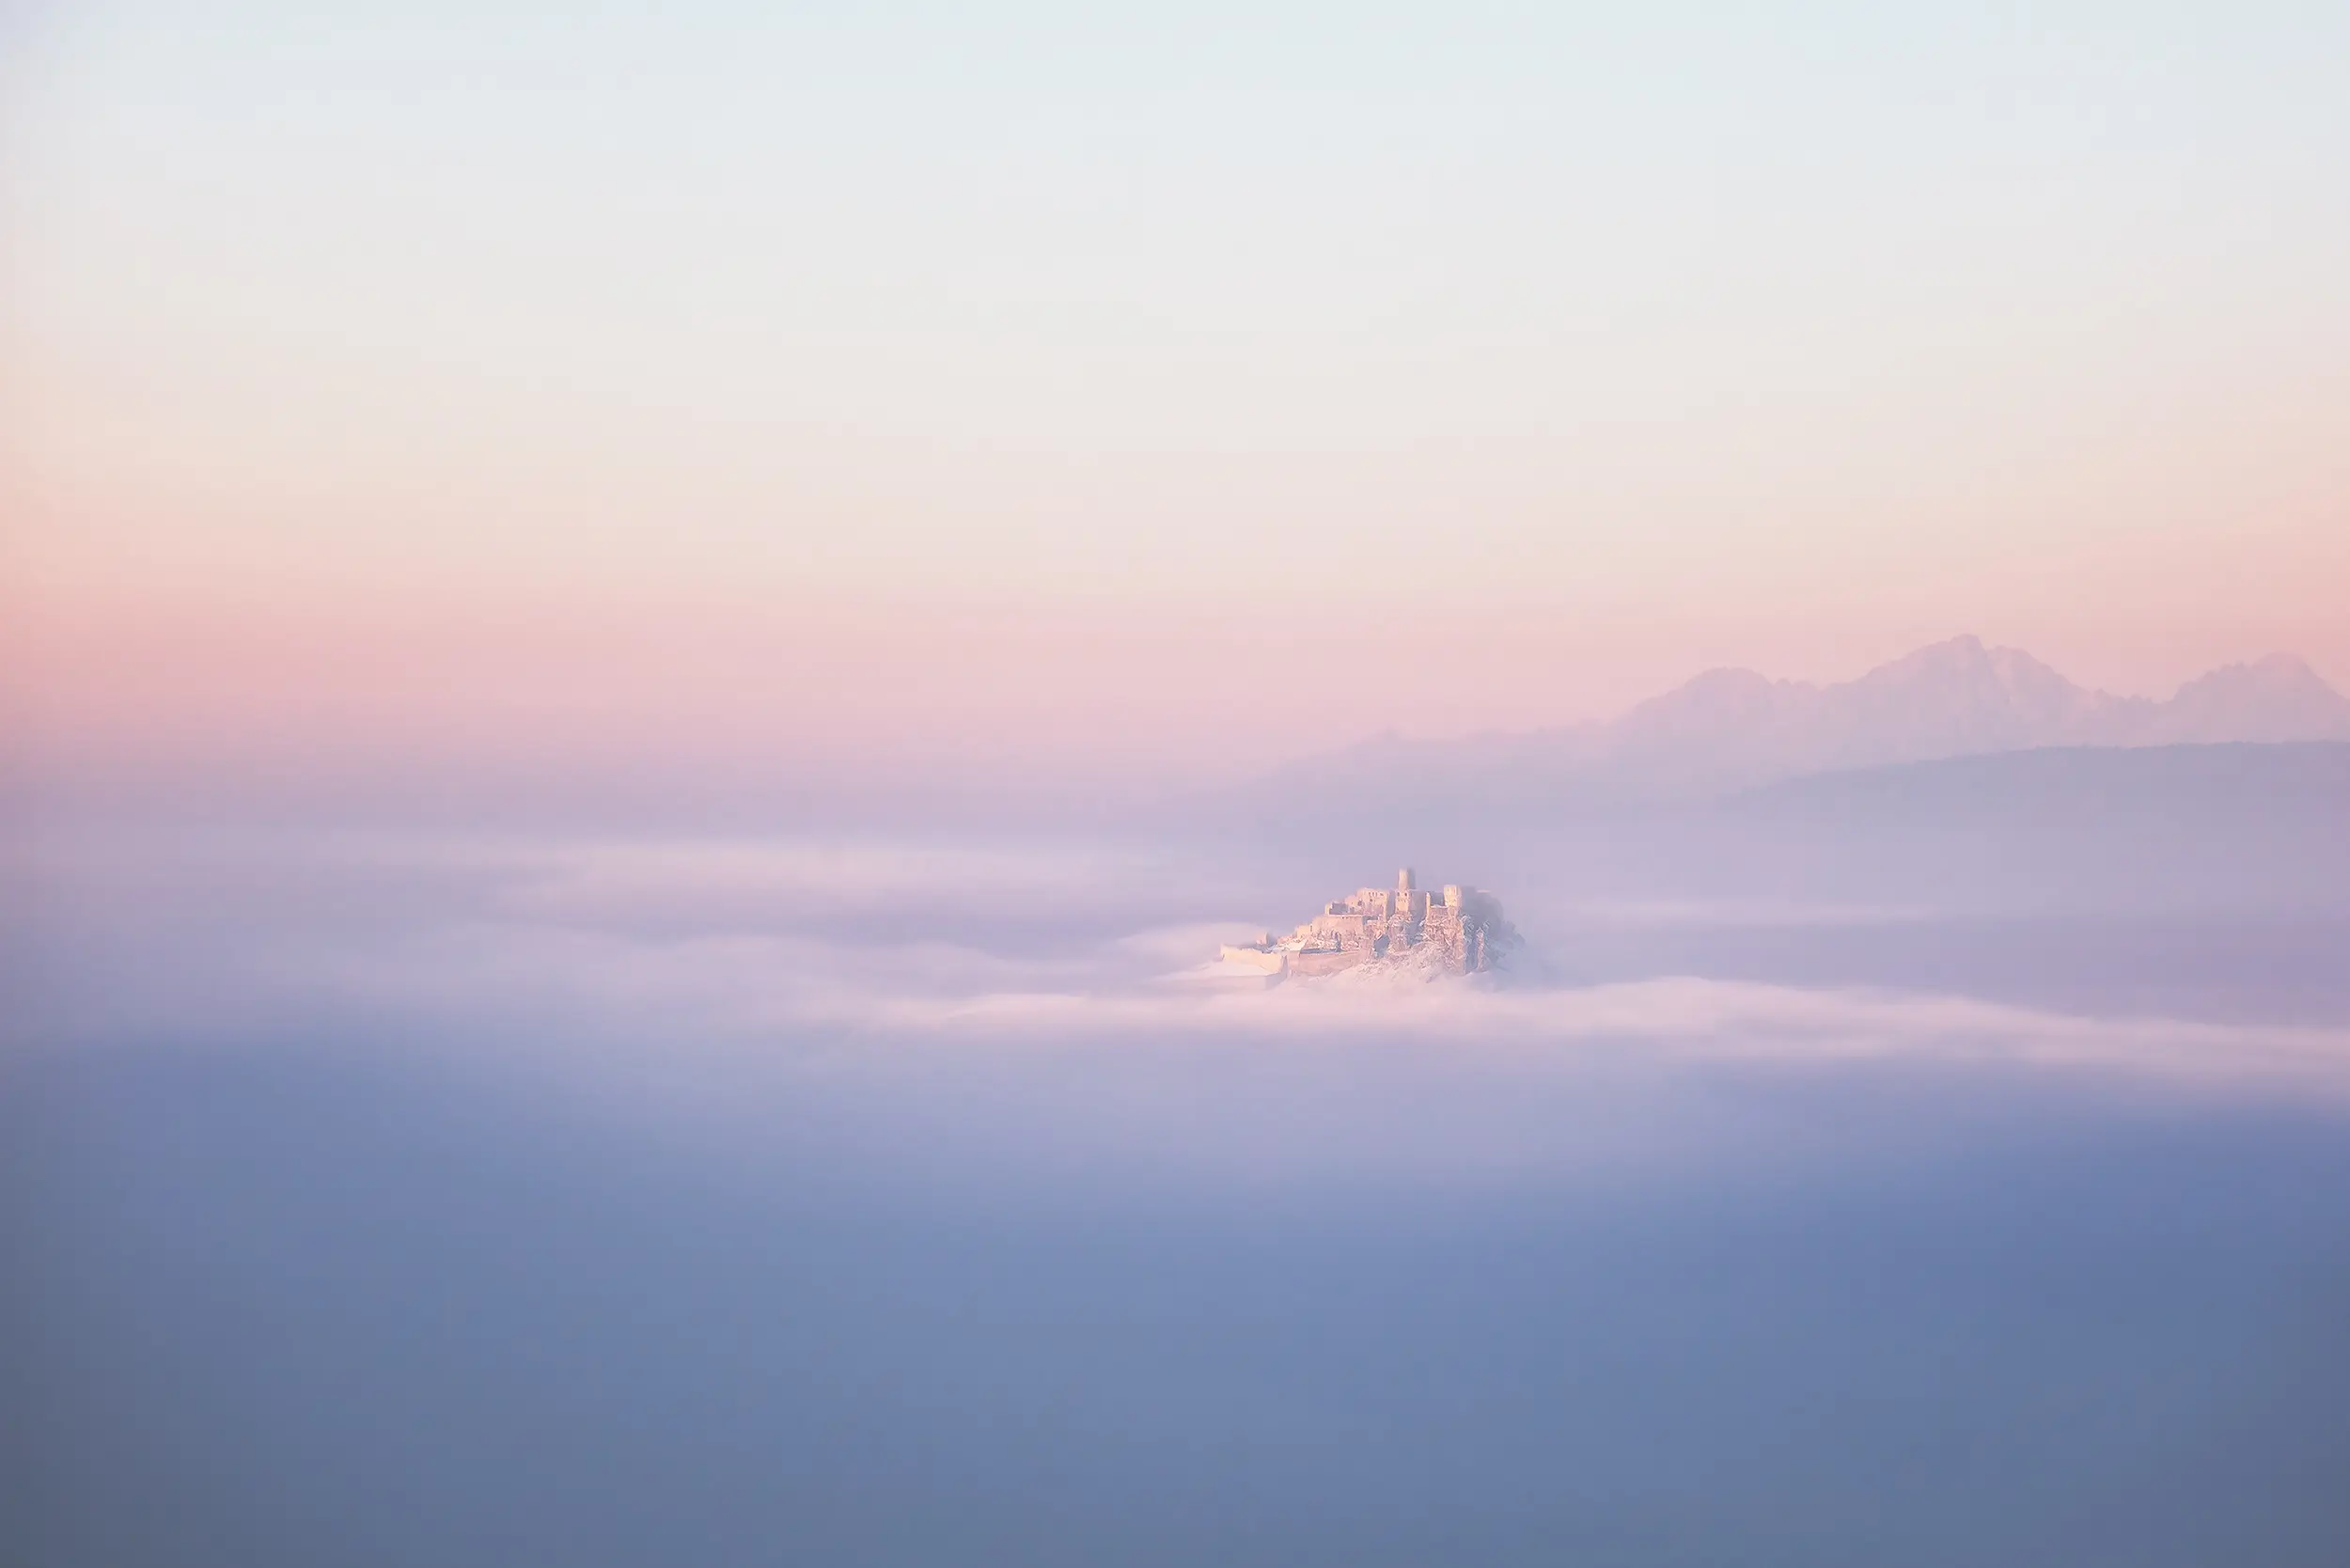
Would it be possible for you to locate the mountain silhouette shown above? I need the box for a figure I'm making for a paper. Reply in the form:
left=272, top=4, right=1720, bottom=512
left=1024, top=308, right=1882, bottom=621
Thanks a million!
left=1244, top=636, right=2350, bottom=808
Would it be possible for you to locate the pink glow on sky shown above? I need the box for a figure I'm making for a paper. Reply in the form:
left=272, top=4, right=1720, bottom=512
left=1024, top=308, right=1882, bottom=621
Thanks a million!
left=5, top=4, right=2347, bottom=796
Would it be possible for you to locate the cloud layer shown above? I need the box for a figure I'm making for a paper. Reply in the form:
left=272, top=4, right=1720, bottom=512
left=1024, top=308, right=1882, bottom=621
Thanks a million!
left=14, top=828, right=2348, bottom=1200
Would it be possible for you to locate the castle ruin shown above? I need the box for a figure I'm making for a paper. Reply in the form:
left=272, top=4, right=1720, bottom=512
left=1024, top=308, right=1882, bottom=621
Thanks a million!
left=1219, top=868, right=1518, bottom=980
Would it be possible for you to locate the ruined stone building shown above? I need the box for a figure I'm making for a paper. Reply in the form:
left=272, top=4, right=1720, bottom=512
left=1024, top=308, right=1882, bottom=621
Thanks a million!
left=1219, top=868, right=1517, bottom=980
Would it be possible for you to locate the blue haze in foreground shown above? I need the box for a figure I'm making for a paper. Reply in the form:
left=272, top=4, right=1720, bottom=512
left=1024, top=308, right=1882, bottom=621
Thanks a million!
left=4, top=1043, right=2350, bottom=1568
left=5, top=744, right=2350, bottom=1565
left=7, top=1043, right=2349, bottom=1567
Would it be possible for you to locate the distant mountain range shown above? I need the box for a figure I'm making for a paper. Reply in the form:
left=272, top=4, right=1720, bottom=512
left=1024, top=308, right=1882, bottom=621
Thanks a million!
left=1243, top=636, right=2350, bottom=808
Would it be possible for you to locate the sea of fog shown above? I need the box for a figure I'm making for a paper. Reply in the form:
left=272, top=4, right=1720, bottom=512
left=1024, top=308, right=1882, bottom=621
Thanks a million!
left=6, top=823, right=2349, bottom=1565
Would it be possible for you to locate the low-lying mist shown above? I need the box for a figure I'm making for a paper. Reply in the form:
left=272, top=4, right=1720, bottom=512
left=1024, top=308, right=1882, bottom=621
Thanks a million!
left=7, top=791, right=2350, bottom=1565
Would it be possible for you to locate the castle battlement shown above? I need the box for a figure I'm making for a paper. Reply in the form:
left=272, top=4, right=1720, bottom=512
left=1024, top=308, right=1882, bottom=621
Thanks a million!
left=1219, top=868, right=1518, bottom=980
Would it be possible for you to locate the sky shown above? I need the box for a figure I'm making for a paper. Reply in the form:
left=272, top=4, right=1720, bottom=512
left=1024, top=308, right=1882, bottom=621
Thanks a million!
left=5, top=1, right=2347, bottom=796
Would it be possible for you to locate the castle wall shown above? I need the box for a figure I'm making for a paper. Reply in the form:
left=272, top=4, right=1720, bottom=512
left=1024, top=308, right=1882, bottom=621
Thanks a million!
left=1225, top=871, right=1514, bottom=982
left=1311, top=913, right=1375, bottom=938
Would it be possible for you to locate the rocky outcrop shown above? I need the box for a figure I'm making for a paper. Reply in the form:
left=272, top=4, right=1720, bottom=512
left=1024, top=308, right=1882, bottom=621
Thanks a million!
left=1220, top=869, right=1519, bottom=982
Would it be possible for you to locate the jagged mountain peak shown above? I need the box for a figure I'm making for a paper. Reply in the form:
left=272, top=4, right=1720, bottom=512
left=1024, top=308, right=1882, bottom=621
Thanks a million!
left=1237, top=639, right=2349, bottom=811
left=2149, top=652, right=2350, bottom=744
left=1831, top=635, right=2092, bottom=706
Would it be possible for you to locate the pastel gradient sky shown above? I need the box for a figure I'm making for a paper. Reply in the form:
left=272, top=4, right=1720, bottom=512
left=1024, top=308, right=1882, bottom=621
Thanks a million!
left=5, top=2, right=2347, bottom=795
